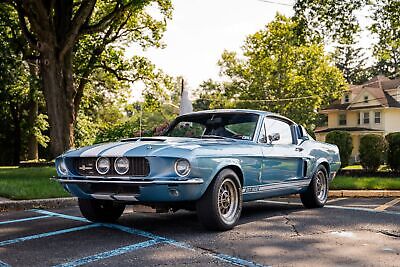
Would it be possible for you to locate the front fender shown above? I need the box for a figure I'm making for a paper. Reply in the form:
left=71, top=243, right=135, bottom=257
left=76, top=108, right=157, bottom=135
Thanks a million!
left=194, top=157, right=243, bottom=198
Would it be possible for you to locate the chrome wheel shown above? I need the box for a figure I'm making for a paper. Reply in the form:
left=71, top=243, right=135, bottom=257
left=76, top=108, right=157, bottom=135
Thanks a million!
left=315, top=170, right=327, bottom=202
left=217, top=178, right=239, bottom=224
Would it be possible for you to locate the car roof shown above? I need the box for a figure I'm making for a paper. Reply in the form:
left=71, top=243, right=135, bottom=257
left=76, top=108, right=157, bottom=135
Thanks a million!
left=180, top=109, right=295, bottom=124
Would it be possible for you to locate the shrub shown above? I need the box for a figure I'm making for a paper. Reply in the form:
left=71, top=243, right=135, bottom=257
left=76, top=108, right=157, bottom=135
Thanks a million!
left=325, top=131, right=353, bottom=167
left=359, top=134, right=386, bottom=172
left=386, top=132, right=400, bottom=172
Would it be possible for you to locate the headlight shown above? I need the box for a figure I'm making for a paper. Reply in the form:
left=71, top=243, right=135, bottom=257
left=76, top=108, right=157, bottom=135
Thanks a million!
left=96, top=157, right=110, bottom=175
left=114, top=157, right=130, bottom=175
left=174, top=159, right=191, bottom=177
left=58, top=159, right=68, bottom=175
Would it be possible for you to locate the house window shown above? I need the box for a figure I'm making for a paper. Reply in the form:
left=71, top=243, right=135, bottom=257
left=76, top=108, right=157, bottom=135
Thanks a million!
left=364, top=95, right=369, bottom=103
left=339, top=113, right=347, bottom=125
left=363, top=112, right=370, bottom=124
left=375, top=111, right=381, bottom=124
left=357, top=112, right=361, bottom=125
left=344, top=94, right=350, bottom=103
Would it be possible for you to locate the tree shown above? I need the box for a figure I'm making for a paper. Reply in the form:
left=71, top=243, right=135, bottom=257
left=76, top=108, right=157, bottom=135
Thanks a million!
left=293, top=0, right=368, bottom=44
left=202, top=15, right=346, bottom=127
left=331, top=43, right=373, bottom=84
left=359, top=134, right=386, bottom=172
left=370, top=0, right=400, bottom=78
left=4, top=0, right=173, bottom=157
left=325, top=131, right=353, bottom=167
left=0, top=5, right=50, bottom=164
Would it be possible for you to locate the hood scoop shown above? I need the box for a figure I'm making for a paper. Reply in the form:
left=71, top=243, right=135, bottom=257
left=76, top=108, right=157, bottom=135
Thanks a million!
left=120, top=137, right=166, bottom=142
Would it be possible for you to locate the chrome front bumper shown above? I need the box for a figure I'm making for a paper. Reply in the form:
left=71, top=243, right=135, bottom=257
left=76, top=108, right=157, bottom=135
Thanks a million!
left=53, top=177, right=204, bottom=185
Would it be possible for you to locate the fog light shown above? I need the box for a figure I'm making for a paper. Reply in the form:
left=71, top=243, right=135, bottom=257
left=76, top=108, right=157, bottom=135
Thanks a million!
left=169, top=188, right=180, bottom=197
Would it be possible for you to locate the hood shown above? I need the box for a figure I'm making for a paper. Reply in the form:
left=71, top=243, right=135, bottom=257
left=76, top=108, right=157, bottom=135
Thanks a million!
left=64, top=137, right=244, bottom=158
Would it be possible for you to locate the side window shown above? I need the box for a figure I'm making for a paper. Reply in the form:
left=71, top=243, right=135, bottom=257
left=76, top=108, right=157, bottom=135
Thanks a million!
left=264, top=118, right=293, bottom=145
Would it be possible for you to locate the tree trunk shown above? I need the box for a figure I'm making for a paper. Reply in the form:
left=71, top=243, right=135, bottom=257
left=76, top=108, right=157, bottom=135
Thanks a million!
left=26, top=63, right=39, bottom=160
left=40, top=43, right=75, bottom=158
left=10, top=102, right=21, bottom=165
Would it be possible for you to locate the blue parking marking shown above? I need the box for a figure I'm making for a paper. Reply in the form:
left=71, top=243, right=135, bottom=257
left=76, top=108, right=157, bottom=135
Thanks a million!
left=31, top=209, right=89, bottom=222
left=0, top=260, right=10, bottom=267
left=0, top=224, right=100, bottom=247
left=53, top=239, right=161, bottom=267
left=31, top=210, right=269, bottom=267
left=0, top=215, right=51, bottom=225
left=216, top=253, right=270, bottom=267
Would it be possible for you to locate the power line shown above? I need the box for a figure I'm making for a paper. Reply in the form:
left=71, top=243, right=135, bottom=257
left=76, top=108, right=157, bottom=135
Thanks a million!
left=255, top=0, right=294, bottom=7
left=6, top=56, right=400, bottom=108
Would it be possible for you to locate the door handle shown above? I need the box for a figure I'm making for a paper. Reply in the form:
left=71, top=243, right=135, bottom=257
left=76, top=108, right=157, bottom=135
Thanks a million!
left=295, top=147, right=304, bottom=152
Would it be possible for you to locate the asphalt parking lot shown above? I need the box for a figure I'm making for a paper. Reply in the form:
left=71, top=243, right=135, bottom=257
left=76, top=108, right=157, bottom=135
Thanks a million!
left=0, top=197, right=399, bottom=267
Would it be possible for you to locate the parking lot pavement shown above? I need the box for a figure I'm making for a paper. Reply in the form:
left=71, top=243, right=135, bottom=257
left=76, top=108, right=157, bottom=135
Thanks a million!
left=0, top=197, right=399, bottom=267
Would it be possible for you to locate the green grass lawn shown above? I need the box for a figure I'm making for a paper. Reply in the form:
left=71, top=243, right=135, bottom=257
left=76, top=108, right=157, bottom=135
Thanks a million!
left=330, top=175, right=400, bottom=190
left=0, top=166, right=69, bottom=200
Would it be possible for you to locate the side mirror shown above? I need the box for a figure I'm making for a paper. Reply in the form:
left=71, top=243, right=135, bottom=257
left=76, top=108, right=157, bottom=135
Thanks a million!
left=268, top=133, right=280, bottom=143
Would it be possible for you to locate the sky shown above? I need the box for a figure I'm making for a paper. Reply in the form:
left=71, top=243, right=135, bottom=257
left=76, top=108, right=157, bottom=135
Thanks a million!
left=126, top=0, right=294, bottom=99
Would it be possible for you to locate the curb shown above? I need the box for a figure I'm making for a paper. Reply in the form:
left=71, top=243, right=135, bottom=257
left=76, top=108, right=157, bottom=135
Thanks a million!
left=0, top=197, right=78, bottom=212
left=1, top=190, right=400, bottom=212
left=329, top=190, right=400, bottom=198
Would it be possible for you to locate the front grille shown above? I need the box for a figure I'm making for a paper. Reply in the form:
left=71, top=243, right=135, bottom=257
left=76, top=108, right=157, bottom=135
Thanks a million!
left=74, top=157, right=150, bottom=177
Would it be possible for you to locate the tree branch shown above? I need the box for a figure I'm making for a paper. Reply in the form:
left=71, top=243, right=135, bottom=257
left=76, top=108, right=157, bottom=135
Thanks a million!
left=59, top=0, right=96, bottom=60
left=13, top=1, right=38, bottom=49
left=80, top=0, right=139, bottom=35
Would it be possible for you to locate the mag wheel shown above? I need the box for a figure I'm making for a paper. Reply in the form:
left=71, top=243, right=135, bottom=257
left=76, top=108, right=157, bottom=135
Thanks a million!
left=300, top=165, right=328, bottom=208
left=196, top=169, right=242, bottom=231
left=78, top=198, right=125, bottom=223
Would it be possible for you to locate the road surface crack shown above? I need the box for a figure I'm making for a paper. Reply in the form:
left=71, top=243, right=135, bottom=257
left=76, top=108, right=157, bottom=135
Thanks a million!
left=284, top=216, right=300, bottom=237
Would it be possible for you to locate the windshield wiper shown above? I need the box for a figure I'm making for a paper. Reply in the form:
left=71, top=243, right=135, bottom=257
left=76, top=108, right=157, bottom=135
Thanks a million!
left=198, top=135, right=230, bottom=140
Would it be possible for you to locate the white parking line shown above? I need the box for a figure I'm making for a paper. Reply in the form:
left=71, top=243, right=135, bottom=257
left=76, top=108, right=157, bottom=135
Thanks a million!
left=374, top=198, right=400, bottom=211
left=257, top=200, right=400, bottom=216
left=327, top=198, right=348, bottom=203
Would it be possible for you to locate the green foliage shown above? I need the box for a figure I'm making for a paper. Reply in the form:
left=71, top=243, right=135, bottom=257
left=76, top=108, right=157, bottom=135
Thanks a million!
left=385, top=132, right=400, bottom=172
left=359, top=134, right=387, bottom=172
left=197, top=15, right=346, bottom=128
left=95, top=104, right=176, bottom=143
left=293, top=0, right=368, bottom=44
left=325, top=131, right=353, bottom=167
left=370, top=0, right=400, bottom=78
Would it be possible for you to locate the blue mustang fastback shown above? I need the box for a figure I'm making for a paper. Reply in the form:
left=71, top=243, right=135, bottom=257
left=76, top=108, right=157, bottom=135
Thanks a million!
left=55, top=109, right=340, bottom=230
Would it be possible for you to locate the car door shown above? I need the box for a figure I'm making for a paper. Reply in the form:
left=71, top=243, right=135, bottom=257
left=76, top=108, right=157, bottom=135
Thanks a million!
left=258, top=116, right=304, bottom=188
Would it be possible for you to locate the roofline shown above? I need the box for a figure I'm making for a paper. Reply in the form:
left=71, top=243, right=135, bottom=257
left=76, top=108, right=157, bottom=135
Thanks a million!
left=177, top=109, right=296, bottom=124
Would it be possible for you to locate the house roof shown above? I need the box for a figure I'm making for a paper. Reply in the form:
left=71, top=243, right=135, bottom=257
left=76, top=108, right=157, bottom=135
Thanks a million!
left=315, top=127, right=384, bottom=133
left=322, top=75, right=400, bottom=111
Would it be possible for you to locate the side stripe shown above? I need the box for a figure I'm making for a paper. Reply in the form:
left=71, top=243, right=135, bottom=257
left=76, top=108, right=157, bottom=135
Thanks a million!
left=0, top=260, right=10, bottom=267
left=243, top=180, right=310, bottom=194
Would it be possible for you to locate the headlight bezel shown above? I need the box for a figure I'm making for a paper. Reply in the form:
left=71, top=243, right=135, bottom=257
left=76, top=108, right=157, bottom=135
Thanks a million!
left=96, top=157, right=111, bottom=175
left=174, top=159, right=191, bottom=177
left=114, top=157, right=130, bottom=175
left=58, top=158, right=68, bottom=176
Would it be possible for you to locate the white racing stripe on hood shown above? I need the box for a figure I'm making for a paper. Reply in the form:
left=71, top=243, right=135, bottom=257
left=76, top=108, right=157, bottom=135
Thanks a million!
left=100, top=141, right=147, bottom=157
left=80, top=143, right=122, bottom=157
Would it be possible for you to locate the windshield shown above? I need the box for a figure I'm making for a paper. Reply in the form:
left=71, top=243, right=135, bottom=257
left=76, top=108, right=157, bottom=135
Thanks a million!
left=165, top=112, right=259, bottom=140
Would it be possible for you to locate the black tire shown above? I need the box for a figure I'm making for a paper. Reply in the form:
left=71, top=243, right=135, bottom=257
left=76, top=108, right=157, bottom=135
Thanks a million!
left=196, top=169, right=242, bottom=231
left=78, top=198, right=125, bottom=223
left=300, top=165, right=329, bottom=208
